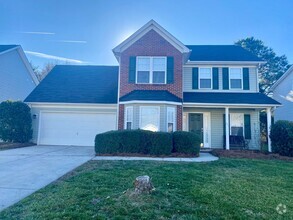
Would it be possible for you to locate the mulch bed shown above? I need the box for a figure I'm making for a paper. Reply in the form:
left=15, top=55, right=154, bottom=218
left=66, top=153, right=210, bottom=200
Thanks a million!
left=211, top=149, right=293, bottom=161
left=96, top=152, right=198, bottom=158
left=0, top=142, right=35, bottom=151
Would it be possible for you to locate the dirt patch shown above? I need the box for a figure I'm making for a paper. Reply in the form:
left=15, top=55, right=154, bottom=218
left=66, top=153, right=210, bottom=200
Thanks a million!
left=211, top=149, right=293, bottom=161
left=0, top=142, right=35, bottom=151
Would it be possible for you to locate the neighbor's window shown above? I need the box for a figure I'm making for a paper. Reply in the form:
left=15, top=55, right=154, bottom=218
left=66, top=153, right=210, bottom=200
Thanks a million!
left=230, top=68, right=242, bottom=89
left=125, top=106, right=133, bottom=130
left=167, top=107, right=176, bottom=132
left=199, top=68, right=212, bottom=89
left=140, top=106, right=160, bottom=132
left=230, top=113, right=244, bottom=136
left=136, top=57, right=166, bottom=84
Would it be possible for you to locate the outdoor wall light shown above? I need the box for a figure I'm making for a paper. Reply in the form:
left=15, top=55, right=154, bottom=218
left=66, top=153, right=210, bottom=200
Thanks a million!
left=33, top=114, right=37, bottom=119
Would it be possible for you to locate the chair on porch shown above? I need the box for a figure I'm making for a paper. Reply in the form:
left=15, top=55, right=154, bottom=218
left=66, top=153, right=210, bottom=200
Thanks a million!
left=223, top=135, right=247, bottom=150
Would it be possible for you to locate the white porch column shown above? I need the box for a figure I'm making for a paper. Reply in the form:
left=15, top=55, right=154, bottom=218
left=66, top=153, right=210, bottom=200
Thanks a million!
left=267, top=107, right=272, bottom=152
left=225, top=107, right=230, bottom=150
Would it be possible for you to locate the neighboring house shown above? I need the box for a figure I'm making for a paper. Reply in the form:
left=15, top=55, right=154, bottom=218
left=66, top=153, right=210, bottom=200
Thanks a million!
left=0, top=45, right=39, bottom=101
left=271, top=66, right=293, bottom=121
left=25, top=20, right=280, bottom=151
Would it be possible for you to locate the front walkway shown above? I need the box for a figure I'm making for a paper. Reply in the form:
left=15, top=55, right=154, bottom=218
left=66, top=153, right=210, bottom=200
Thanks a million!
left=93, top=152, right=218, bottom=162
left=0, top=145, right=94, bottom=211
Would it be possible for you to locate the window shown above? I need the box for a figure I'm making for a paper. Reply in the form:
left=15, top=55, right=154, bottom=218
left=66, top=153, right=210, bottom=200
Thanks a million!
left=230, top=68, right=242, bottom=89
left=199, top=68, right=212, bottom=89
left=140, top=106, right=160, bottom=132
left=136, top=57, right=166, bottom=84
left=230, top=113, right=244, bottom=136
left=125, top=106, right=133, bottom=130
left=167, top=107, right=176, bottom=132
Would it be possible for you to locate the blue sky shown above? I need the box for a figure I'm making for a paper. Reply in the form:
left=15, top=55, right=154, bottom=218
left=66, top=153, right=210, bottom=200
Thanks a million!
left=1, top=0, right=292, bottom=69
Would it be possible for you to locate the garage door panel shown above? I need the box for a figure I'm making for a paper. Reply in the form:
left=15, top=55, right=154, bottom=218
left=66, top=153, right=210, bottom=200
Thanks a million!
left=39, top=112, right=116, bottom=146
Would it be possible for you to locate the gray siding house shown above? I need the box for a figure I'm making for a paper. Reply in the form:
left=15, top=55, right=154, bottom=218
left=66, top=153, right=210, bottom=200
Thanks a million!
left=271, top=66, right=293, bottom=121
left=0, top=45, right=39, bottom=102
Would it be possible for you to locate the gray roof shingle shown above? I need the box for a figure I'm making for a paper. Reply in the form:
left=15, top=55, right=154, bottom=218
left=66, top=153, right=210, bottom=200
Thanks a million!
left=120, top=90, right=182, bottom=102
left=186, top=45, right=263, bottom=62
left=183, top=92, right=280, bottom=105
left=25, top=65, right=118, bottom=104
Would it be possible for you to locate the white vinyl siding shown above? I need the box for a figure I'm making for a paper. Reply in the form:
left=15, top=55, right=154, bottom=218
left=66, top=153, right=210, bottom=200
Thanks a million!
left=183, top=66, right=258, bottom=92
left=272, top=68, right=293, bottom=121
left=0, top=49, right=36, bottom=101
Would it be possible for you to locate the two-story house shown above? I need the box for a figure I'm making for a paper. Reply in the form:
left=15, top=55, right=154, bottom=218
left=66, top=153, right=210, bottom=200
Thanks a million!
left=25, top=20, right=280, bottom=151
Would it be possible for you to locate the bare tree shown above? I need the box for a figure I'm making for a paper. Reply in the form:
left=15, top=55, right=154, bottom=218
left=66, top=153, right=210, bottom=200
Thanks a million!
left=37, top=62, right=56, bottom=81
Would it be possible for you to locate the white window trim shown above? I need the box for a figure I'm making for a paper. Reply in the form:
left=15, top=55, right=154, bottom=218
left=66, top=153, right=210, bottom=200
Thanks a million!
left=229, top=67, right=243, bottom=90
left=229, top=113, right=244, bottom=136
left=136, top=56, right=167, bottom=84
left=124, top=106, right=133, bottom=129
left=199, top=67, right=213, bottom=89
left=167, top=107, right=176, bottom=132
left=139, top=106, right=160, bottom=131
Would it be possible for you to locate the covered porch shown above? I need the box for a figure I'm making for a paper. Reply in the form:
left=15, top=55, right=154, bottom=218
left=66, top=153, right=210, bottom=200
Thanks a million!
left=183, top=92, right=281, bottom=152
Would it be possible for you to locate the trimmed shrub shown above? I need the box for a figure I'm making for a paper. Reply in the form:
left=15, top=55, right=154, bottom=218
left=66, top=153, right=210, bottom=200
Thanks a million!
left=173, top=131, right=201, bottom=156
left=149, top=132, right=173, bottom=155
left=270, top=120, right=293, bottom=157
left=95, top=130, right=172, bottom=156
left=0, top=101, right=32, bottom=143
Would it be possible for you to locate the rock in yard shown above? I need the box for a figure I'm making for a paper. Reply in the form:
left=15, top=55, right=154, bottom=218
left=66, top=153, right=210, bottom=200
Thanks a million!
left=134, top=175, right=154, bottom=194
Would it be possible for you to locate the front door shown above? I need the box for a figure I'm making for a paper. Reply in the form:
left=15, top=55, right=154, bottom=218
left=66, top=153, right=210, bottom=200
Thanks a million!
left=189, top=113, right=204, bottom=147
left=188, top=113, right=211, bottom=148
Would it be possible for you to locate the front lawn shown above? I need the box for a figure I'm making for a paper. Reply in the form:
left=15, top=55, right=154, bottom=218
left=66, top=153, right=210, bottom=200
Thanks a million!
left=1, top=158, right=292, bottom=219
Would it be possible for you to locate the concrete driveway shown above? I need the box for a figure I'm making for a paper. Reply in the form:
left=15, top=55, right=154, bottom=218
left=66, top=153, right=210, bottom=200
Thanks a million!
left=0, top=145, right=94, bottom=211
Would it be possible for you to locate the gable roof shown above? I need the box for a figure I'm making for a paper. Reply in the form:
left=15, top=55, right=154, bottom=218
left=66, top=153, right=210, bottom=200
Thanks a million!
left=0, top=45, right=19, bottom=54
left=113, top=20, right=190, bottom=59
left=0, top=45, right=39, bottom=85
left=25, top=65, right=118, bottom=104
left=270, top=65, right=293, bottom=91
left=183, top=92, right=280, bottom=106
left=186, top=45, right=264, bottom=63
left=119, top=90, right=182, bottom=103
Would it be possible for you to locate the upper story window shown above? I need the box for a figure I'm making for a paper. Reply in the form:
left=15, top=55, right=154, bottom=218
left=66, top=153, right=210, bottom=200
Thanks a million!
left=136, top=57, right=166, bottom=84
left=230, top=68, right=242, bottom=89
left=199, top=68, right=212, bottom=89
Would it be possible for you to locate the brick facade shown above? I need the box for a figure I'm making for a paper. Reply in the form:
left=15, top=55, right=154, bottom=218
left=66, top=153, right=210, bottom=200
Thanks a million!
left=119, top=29, right=183, bottom=99
left=118, top=29, right=184, bottom=130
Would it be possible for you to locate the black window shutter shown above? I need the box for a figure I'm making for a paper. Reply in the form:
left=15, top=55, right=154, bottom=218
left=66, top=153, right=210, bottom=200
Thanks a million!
left=167, top=57, right=174, bottom=83
left=222, top=67, right=229, bottom=90
left=244, top=114, right=251, bottom=139
left=129, top=56, right=136, bottom=83
left=192, top=67, right=199, bottom=89
left=212, top=67, right=219, bottom=90
left=243, top=68, right=250, bottom=90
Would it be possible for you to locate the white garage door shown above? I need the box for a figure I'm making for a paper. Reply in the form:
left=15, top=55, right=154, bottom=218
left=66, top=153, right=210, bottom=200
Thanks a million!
left=39, top=112, right=116, bottom=146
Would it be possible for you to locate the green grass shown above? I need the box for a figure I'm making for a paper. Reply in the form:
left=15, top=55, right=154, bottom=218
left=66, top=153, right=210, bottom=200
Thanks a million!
left=1, top=158, right=292, bottom=219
